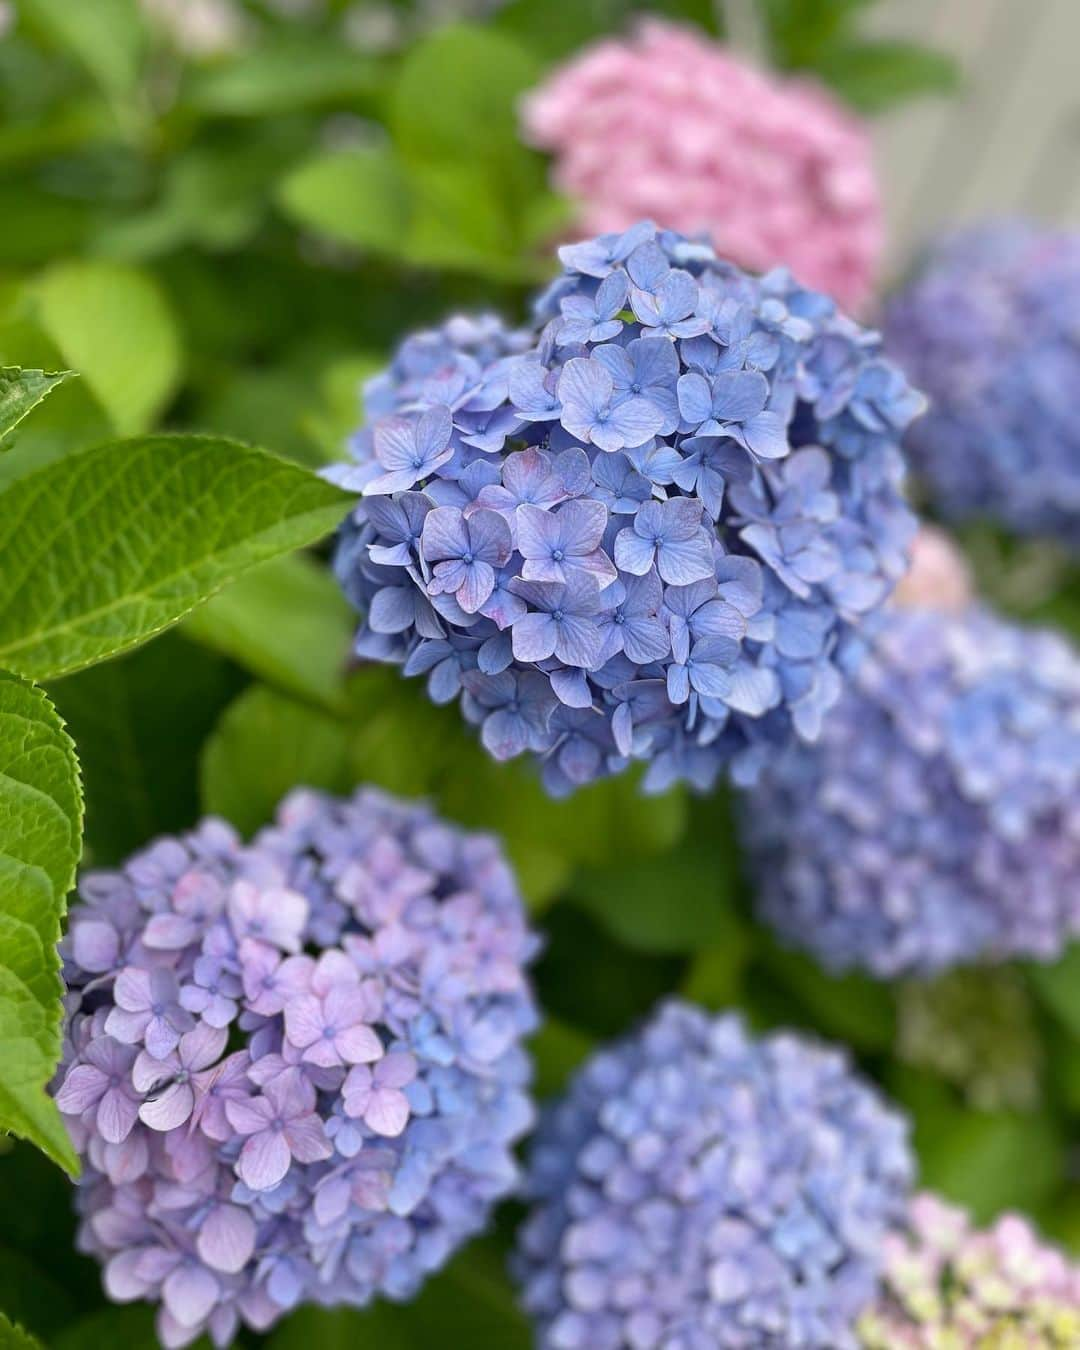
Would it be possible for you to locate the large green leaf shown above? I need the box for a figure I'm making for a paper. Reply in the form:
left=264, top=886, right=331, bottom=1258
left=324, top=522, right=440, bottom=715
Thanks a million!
left=277, top=145, right=411, bottom=258
left=201, top=684, right=352, bottom=835
left=0, top=434, right=352, bottom=681
left=0, top=368, right=73, bottom=449
left=817, top=40, right=960, bottom=112
left=185, top=553, right=353, bottom=712
left=1026, top=944, right=1080, bottom=1038
left=19, top=0, right=142, bottom=98
left=0, top=673, right=82, bottom=1174
left=49, top=632, right=243, bottom=865
left=186, top=37, right=380, bottom=116
left=33, top=260, right=182, bottom=434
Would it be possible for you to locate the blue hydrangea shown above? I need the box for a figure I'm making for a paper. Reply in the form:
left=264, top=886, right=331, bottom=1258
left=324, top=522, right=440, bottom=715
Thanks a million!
left=330, top=223, right=921, bottom=796
left=885, top=220, right=1080, bottom=548
left=54, top=787, right=538, bottom=1349
left=742, top=602, right=1080, bottom=978
left=513, top=1001, right=914, bottom=1350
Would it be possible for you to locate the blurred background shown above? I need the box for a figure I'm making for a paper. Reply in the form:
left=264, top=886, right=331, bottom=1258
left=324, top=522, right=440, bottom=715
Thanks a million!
left=2, top=2, right=1079, bottom=1347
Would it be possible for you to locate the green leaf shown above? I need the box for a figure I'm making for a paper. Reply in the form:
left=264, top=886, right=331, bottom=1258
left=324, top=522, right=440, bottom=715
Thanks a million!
left=277, top=145, right=411, bottom=257
left=19, top=0, right=142, bottom=98
left=0, top=672, right=82, bottom=1174
left=890, top=1067, right=1066, bottom=1222
left=51, top=1306, right=159, bottom=1350
left=0, top=368, right=73, bottom=448
left=0, top=1313, right=43, bottom=1350
left=49, top=633, right=243, bottom=865
left=33, top=260, right=182, bottom=434
left=1027, top=944, right=1080, bottom=1039
left=186, top=38, right=380, bottom=117
left=390, top=25, right=539, bottom=171
left=530, top=1016, right=593, bottom=1099
left=184, top=553, right=353, bottom=713
left=201, top=684, right=352, bottom=836
left=750, top=941, right=896, bottom=1052
left=817, top=40, right=961, bottom=113
left=268, top=1243, right=529, bottom=1350
left=0, top=434, right=352, bottom=682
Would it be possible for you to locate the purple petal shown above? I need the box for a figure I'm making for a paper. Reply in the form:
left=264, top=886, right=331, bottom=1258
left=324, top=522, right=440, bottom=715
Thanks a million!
left=97, top=1087, right=140, bottom=1144
left=55, top=1063, right=106, bottom=1114
left=613, top=529, right=656, bottom=576
left=163, top=1263, right=219, bottom=1328
left=554, top=616, right=603, bottom=669
left=365, top=1088, right=410, bottom=1138
left=197, top=1205, right=256, bottom=1275
left=421, top=506, right=469, bottom=563
left=139, top=1082, right=195, bottom=1132
left=656, top=536, right=715, bottom=587
left=236, top=1129, right=292, bottom=1191
left=511, top=612, right=558, bottom=663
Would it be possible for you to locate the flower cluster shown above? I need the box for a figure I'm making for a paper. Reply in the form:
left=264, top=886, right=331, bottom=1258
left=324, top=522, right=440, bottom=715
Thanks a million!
left=859, top=1193, right=1080, bottom=1347
left=514, top=1001, right=914, bottom=1350
left=522, top=21, right=882, bottom=312
left=54, top=787, right=538, bottom=1348
left=330, top=222, right=919, bottom=796
left=885, top=220, right=1080, bottom=549
left=742, top=594, right=1080, bottom=977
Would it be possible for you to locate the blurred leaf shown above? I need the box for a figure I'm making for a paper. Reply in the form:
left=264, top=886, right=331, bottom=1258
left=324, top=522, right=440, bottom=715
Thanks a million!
left=33, top=260, right=182, bottom=434
left=184, top=552, right=353, bottom=712
left=0, top=367, right=73, bottom=448
left=571, top=839, right=739, bottom=953
left=267, top=1241, right=528, bottom=1350
left=201, top=684, right=352, bottom=835
left=817, top=41, right=961, bottom=113
left=761, top=0, right=873, bottom=66
left=891, top=1067, right=1065, bottom=1222
left=51, top=1306, right=161, bottom=1350
left=534, top=904, right=684, bottom=1038
left=0, top=434, right=352, bottom=681
left=19, top=0, right=142, bottom=98
left=530, top=1016, right=594, bottom=1099
left=751, top=941, right=895, bottom=1052
left=0, top=178, right=98, bottom=266
left=186, top=37, right=379, bottom=116
left=1026, top=944, right=1080, bottom=1038
left=0, top=1313, right=43, bottom=1350
left=0, top=673, right=82, bottom=1175
left=682, top=937, right=752, bottom=1012
left=49, top=633, right=243, bottom=865
left=277, top=144, right=411, bottom=256
left=0, top=1246, right=75, bottom=1343
left=302, top=352, right=382, bottom=462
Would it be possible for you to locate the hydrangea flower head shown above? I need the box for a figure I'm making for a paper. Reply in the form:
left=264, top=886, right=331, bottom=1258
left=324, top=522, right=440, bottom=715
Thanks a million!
left=330, top=224, right=920, bottom=796
left=522, top=21, right=883, bottom=312
left=54, top=787, right=538, bottom=1348
left=885, top=220, right=1080, bottom=548
left=514, top=1001, right=914, bottom=1349
left=860, top=1192, right=1080, bottom=1347
left=741, top=534, right=1080, bottom=976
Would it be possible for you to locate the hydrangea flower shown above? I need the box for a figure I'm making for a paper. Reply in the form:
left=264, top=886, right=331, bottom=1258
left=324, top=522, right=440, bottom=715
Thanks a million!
left=521, top=21, right=883, bottom=312
left=514, top=1001, right=914, bottom=1350
left=741, top=532, right=1080, bottom=976
left=54, top=787, right=538, bottom=1348
left=330, top=223, right=919, bottom=797
left=885, top=220, right=1080, bottom=549
left=859, top=1193, right=1080, bottom=1347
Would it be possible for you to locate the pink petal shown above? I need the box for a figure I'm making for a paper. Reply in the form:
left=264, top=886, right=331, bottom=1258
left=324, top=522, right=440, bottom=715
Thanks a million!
left=139, top=1082, right=195, bottom=1132
left=97, top=1086, right=139, bottom=1143
left=374, top=1051, right=417, bottom=1089
left=236, top=1129, right=292, bottom=1191
left=365, top=1088, right=410, bottom=1138
left=197, top=1205, right=256, bottom=1274
left=284, top=1113, right=333, bottom=1165
left=224, top=1095, right=274, bottom=1136
left=163, top=1262, right=219, bottom=1328
left=104, top=1007, right=150, bottom=1044
left=54, top=1063, right=106, bottom=1114
left=336, top=1023, right=383, bottom=1066
left=283, top=995, right=324, bottom=1050
left=180, top=1021, right=228, bottom=1072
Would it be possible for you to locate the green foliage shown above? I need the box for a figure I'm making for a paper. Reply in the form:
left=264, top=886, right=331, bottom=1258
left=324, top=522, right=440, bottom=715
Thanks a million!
left=32, top=260, right=182, bottom=435
left=0, top=1313, right=44, bottom=1350
left=0, top=434, right=351, bottom=680
left=0, top=367, right=72, bottom=448
left=0, top=673, right=82, bottom=1175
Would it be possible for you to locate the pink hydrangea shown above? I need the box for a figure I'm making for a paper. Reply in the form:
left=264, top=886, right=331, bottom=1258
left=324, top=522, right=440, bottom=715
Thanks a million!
left=522, top=20, right=882, bottom=313
left=891, top=525, right=974, bottom=613
left=860, top=1192, right=1080, bottom=1346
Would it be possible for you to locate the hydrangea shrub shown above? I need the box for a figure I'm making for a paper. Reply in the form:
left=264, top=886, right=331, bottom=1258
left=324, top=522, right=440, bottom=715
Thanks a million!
left=742, top=597, right=1080, bottom=977
left=885, top=220, right=1080, bottom=549
left=860, top=1192, right=1080, bottom=1347
left=53, top=787, right=538, bottom=1348
left=514, top=1000, right=914, bottom=1349
left=331, top=222, right=919, bottom=797
left=522, top=21, right=883, bottom=312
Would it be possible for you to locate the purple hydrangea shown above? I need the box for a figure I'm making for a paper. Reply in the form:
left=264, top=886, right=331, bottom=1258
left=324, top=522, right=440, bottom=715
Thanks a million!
left=742, top=601, right=1080, bottom=978
left=54, top=787, right=538, bottom=1349
left=330, top=223, right=921, bottom=796
left=885, top=220, right=1080, bottom=549
left=513, top=1001, right=914, bottom=1350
